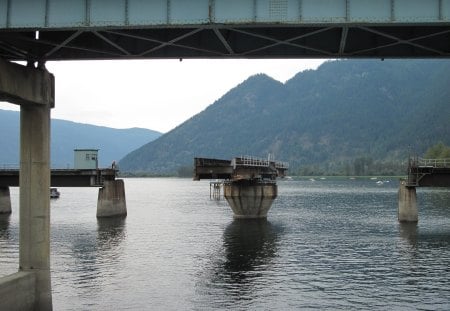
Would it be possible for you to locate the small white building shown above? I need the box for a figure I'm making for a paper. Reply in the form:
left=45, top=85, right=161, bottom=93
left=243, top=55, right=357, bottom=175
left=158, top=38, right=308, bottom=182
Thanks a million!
left=74, top=149, right=99, bottom=169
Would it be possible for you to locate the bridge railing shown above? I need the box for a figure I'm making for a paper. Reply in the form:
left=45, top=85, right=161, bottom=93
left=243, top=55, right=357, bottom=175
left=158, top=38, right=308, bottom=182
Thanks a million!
left=414, top=157, right=450, bottom=168
left=233, top=156, right=289, bottom=169
left=275, top=161, right=289, bottom=169
left=234, top=156, right=269, bottom=167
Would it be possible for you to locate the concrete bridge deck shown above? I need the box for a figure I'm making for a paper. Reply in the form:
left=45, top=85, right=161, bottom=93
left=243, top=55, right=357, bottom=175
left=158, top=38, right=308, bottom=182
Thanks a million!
left=0, top=168, right=116, bottom=187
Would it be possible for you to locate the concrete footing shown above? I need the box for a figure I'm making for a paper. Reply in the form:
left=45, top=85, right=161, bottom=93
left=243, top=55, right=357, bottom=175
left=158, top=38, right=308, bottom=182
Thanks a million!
left=0, top=271, right=36, bottom=311
left=398, top=180, right=418, bottom=222
left=97, top=179, right=127, bottom=217
left=0, top=187, right=11, bottom=214
left=224, top=181, right=277, bottom=218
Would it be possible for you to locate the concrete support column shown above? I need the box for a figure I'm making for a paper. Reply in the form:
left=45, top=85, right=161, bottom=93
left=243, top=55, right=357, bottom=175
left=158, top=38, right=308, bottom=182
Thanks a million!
left=97, top=179, right=127, bottom=217
left=224, top=181, right=277, bottom=218
left=0, top=187, right=11, bottom=214
left=19, top=104, right=52, bottom=310
left=398, top=180, right=418, bottom=222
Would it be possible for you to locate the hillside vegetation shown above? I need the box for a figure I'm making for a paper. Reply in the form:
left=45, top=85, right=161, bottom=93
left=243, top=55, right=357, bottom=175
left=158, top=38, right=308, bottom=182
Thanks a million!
left=119, top=59, right=450, bottom=176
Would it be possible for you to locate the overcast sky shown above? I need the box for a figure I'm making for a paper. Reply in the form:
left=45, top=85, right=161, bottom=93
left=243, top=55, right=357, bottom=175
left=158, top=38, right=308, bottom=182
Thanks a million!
left=0, top=59, right=326, bottom=133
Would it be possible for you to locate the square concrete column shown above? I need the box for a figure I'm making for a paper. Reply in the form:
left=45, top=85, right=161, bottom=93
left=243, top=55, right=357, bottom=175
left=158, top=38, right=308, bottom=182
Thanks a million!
left=19, top=104, right=52, bottom=310
left=0, top=59, right=54, bottom=310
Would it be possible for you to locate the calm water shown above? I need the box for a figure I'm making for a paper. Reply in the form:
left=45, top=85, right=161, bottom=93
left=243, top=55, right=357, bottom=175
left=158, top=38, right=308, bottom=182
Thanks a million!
left=1, top=178, right=450, bottom=310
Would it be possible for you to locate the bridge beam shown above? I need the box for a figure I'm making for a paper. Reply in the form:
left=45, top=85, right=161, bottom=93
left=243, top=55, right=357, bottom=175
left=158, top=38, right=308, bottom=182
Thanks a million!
left=0, top=58, right=54, bottom=107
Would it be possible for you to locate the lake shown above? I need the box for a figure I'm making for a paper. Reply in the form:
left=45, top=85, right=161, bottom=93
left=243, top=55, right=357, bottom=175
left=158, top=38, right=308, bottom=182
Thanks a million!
left=1, top=178, right=450, bottom=310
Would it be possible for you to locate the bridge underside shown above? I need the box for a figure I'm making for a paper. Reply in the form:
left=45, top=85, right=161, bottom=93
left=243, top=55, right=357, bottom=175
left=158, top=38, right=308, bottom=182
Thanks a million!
left=408, top=167, right=450, bottom=187
left=1, top=0, right=450, bottom=62
left=1, top=24, right=450, bottom=62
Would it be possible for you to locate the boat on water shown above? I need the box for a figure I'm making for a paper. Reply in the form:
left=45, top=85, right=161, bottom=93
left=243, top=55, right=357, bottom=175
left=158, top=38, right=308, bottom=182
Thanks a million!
left=50, top=188, right=60, bottom=199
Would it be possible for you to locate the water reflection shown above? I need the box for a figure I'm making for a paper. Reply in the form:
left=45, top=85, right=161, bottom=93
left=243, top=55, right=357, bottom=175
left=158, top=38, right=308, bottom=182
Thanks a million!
left=199, top=219, right=282, bottom=307
left=97, top=216, right=127, bottom=252
left=399, top=222, right=418, bottom=248
left=52, top=216, right=127, bottom=296
left=0, top=214, right=10, bottom=239
left=223, top=219, right=279, bottom=275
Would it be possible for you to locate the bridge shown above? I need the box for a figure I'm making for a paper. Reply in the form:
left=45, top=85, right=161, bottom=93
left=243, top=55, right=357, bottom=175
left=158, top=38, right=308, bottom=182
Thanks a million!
left=1, top=1, right=450, bottom=310
left=0, top=168, right=116, bottom=187
left=194, top=155, right=288, bottom=219
left=405, top=157, right=450, bottom=187
left=194, top=156, right=288, bottom=181
left=1, top=0, right=450, bottom=61
left=399, top=157, right=450, bottom=222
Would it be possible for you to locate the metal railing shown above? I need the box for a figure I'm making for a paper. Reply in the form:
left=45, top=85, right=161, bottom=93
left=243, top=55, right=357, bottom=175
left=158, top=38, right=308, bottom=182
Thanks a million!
left=235, top=155, right=269, bottom=167
left=415, top=157, right=450, bottom=168
left=275, top=161, right=289, bottom=169
left=406, top=156, right=450, bottom=186
left=233, top=156, right=289, bottom=169
left=418, top=158, right=450, bottom=168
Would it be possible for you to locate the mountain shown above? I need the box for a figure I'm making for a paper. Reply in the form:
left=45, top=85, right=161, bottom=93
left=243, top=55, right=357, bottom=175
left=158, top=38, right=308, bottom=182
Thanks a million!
left=119, top=59, right=450, bottom=175
left=0, top=109, right=161, bottom=168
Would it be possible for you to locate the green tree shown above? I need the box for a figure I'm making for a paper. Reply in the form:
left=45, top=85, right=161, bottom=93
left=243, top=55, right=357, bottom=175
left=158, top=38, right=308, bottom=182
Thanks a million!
left=424, top=142, right=450, bottom=158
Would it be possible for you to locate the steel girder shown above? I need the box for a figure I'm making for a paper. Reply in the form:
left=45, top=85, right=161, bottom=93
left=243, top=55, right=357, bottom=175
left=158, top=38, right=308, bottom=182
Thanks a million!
left=0, top=0, right=450, bottom=61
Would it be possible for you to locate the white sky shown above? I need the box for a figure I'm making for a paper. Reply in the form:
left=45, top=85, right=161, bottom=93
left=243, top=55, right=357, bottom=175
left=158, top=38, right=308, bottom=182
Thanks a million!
left=0, top=59, right=325, bottom=133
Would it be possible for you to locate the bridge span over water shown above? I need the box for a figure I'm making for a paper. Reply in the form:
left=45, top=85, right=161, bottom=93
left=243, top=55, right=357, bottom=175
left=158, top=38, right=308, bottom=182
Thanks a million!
left=1, top=0, right=450, bottom=61
left=1, top=1, right=450, bottom=310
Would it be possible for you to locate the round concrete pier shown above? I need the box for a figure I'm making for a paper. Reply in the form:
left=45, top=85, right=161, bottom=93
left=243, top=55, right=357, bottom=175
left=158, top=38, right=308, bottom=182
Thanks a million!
left=398, top=180, right=418, bottom=222
left=223, top=181, right=277, bottom=218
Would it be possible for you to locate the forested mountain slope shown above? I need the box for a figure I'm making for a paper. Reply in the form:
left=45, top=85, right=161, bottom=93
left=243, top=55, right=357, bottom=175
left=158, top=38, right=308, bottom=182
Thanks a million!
left=119, top=60, right=450, bottom=175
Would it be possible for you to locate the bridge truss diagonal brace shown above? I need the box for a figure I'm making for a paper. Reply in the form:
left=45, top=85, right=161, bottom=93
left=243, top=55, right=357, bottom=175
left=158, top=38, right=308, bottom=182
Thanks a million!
left=0, top=58, right=55, bottom=107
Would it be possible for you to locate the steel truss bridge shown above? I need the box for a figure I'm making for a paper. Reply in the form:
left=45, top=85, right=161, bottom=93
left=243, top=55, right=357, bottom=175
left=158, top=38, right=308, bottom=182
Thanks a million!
left=1, top=0, right=450, bottom=63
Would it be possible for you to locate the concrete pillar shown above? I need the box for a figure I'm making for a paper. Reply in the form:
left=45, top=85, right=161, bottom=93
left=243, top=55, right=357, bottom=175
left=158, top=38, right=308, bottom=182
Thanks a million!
left=19, top=104, right=52, bottom=310
left=224, top=181, right=277, bottom=218
left=97, top=179, right=127, bottom=217
left=398, top=180, right=418, bottom=222
left=0, top=187, right=11, bottom=214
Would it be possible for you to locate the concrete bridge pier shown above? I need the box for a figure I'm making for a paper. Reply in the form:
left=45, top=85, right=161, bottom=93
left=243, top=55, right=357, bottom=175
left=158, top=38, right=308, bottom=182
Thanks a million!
left=398, top=180, right=418, bottom=222
left=97, top=179, right=127, bottom=217
left=0, top=58, right=54, bottom=310
left=0, top=187, right=11, bottom=214
left=224, top=181, right=277, bottom=218
left=19, top=101, right=53, bottom=310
